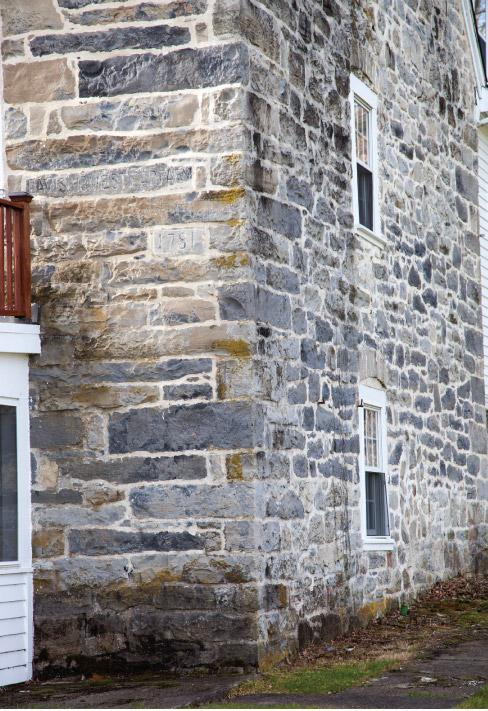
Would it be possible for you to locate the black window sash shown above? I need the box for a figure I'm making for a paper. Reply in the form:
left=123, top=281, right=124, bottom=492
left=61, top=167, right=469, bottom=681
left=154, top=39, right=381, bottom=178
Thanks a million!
left=365, top=470, right=389, bottom=537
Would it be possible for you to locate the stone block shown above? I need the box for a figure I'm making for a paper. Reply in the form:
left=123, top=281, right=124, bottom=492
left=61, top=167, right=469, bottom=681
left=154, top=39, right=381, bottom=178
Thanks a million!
left=256, top=196, right=302, bottom=239
left=163, top=383, right=213, bottom=400
left=61, top=94, right=199, bottom=133
left=31, top=412, right=83, bottom=449
left=67, top=0, right=207, bottom=24
left=79, top=43, right=248, bottom=98
left=4, top=59, right=75, bottom=103
left=32, top=528, right=64, bottom=559
left=129, top=482, right=255, bottom=519
left=256, top=287, right=291, bottom=329
left=4, top=107, right=26, bottom=139
left=60, top=454, right=207, bottom=484
left=266, top=490, right=304, bottom=519
left=69, top=529, right=204, bottom=556
left=32, top=25, right=189, bottom=56
left=109, top=402, right=259, bottom=453
left=0, top=0, right=63, bottom=36
left=219, top=282, right=255, bottom=320
left=150, top=299, right=215, bottom=326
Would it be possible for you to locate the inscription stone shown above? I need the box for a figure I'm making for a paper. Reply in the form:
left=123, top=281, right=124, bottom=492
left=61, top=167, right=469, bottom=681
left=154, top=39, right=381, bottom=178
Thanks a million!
left=26, top=164, right=192, bottom=198
left=151, top=227, right=205, bottom=256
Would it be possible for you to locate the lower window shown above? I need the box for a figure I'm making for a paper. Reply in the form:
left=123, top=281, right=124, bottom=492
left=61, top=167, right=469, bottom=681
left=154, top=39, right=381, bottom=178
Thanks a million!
left=0, top=404, right=18, bottom=562
left=359, top=384, right=393, bottom=550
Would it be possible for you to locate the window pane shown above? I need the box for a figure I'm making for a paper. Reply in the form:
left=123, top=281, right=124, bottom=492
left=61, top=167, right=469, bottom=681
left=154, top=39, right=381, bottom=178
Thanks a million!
left=357, top=164, right=373, bottom=230
left=366, top=471, right=389, bottom=536
left=0, top=406, right=18, bottom=562
left=355, top=101, right=370, bottom=165
left=364, top=407, right=379, bottom=468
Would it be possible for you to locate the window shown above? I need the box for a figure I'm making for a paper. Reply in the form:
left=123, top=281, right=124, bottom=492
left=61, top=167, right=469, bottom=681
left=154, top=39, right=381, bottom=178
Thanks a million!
left=0, top=404, right=18, bottom=562
left=350, top=75, right=383, bottom=248
left=358, top=384, right=393, bottom=551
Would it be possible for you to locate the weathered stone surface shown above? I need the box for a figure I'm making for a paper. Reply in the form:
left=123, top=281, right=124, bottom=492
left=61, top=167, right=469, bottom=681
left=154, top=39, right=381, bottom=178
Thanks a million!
left=0, top=0, right=62, bottom=36
left=8, top=127, right=243, bottom=172
left=129, top=483, right=254, bottom=519
left=32, top=528, right=64, bottom=559
left=109, top=402, right=258, bottom=453
left=60, top=454, right=207, bottom=483
left=4, top=107, right=27, bottom=139
left=67, top=0, right=207, bottom=25
left=31, top=413, right=83, bottom=449
left=31, top=24, right=190, bottom=57
left=61, top=95, right=199, bottom=132
left=26, top=164, right=192, bottom=199
left=4, top=59, right=75, bottom=104
left=163, top=383, right=213, bottom=400
left=79, top=43, right=248, bottom=98
left=32, top=359, right=212, bottom=385
left=69, top=529, right=204, bottom=555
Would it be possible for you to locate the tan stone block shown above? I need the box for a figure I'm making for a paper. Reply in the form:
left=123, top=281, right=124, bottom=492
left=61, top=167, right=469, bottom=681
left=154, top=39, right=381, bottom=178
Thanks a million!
left=38, top=383, right=159, bottom=410
left=0, top=0, right=63, bottom=36
left=32, top=528, right=64, bottom=559
left=74, top=322, right=252, bottom=361
left=4, top=59, right=75, bottom=104
left=2, top=39, right=24, bottom=61
left=83, top=484, right=124, bottom=508
left=218, top=358, right=253, bottom=399
left=211, top=154, right=243, bottom=187
left=40, top=190, right=245, bottom=235
left=7, top=126, right=243, bottom=171
left=38, top=455, right=59, bottom=489
left=29, top=106, right=45, bottom=135
left=47, top=110, right=62, bottom=135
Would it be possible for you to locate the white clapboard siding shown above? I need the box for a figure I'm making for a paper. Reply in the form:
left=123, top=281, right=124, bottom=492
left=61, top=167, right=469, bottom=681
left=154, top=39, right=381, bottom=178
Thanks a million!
left=0, top=572, right=31, bottom=687
left=479, top=126, right=488, bottom=406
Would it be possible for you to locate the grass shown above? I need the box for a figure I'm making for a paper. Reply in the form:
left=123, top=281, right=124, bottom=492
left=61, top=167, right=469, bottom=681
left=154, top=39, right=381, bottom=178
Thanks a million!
left=457, top=683, right=488, bottom=708
left=201, top=658, right=398, bottom=708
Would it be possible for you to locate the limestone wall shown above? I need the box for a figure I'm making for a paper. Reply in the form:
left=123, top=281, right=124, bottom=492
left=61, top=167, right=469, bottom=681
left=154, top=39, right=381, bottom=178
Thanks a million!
left=232, top=0, right=488, bottom=659
left=1, top=0, right=487, bottom=674
left=2, top=0, right=265, bottom=673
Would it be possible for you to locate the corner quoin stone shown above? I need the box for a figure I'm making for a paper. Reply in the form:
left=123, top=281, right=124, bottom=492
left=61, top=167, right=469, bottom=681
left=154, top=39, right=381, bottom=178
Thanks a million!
left=108, top=402, right=258, bottom=453
left=79, top=42, right=249, bottom=98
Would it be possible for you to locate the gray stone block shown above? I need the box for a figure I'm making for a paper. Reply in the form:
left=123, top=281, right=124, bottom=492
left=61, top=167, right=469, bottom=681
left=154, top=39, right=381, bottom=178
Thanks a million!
left=109, top=402, right=258, bottom=453
left=31, top=413, right=83, bottom=449
left=31, top=25, right=189, bottom=56
left=219, top=282, right=255, bottom=320
left=266, top=490, right=304, bottom=519
left=79, top=43, right=248, bottom=97
left=256, top=196, right=302, bottom=239
left=129, top=482, right=254, bottom=519
left=61, top=454, right=207, bottom=483
left=163, top=383, right=213, bottom=400
left=256, top=287, right=291, bottom=329
left=69, top=529, right=204, bottom=555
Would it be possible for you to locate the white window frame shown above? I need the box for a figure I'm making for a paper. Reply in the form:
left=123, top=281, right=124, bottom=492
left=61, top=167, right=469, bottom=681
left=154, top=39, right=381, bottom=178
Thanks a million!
left=358, top=383, right=394, bottom=551
left=350, top=75, right=384, bottom=249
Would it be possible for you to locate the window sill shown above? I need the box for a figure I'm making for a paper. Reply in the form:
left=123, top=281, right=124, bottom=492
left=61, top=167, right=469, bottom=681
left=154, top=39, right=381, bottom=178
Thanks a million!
left=363, top=537, right=394, bottom=552
left=354, top=224, right=386, bottom=250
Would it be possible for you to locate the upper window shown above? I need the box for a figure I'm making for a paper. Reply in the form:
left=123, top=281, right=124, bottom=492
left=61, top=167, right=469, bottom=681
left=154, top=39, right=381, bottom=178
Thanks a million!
left=350, top=75, right=383, bottom=248
left=358, top=384, right=393, bottom=551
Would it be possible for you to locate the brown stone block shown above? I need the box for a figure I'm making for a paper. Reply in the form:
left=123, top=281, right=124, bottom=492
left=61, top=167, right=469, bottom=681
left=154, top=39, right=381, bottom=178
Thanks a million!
left=0, top=0, right=63, bottom=36
left=108, top=254, right=248, bottom=287
left=73, top=322, right=252, bottom=361
left=4, top=59, right=75, bottom=104
left=38, top=383, right=160, bottom=411
left=32, top=528, right=64, bottom=559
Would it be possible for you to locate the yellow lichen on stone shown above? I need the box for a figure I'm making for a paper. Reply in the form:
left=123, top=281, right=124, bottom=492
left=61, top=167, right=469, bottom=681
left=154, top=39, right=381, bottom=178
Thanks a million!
left=214, top=251, right=248, bottom=269
left=226, top=453, right=243, bottom=480
left=212, top=338, right=251, bottom=357
left=202, top=187, right=245, bottom=203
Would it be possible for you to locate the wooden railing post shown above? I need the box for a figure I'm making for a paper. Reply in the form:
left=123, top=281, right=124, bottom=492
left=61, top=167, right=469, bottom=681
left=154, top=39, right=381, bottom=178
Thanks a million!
left=9, top=192, right=33, bottom=320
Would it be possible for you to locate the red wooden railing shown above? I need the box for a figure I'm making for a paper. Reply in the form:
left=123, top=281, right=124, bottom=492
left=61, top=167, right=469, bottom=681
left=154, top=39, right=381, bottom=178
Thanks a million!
left=0, top=193, right=32, bottom=320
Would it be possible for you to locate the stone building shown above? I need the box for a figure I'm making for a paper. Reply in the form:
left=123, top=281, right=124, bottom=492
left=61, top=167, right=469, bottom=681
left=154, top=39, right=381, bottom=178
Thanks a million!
left=0, top=0, right=488, bottom=681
